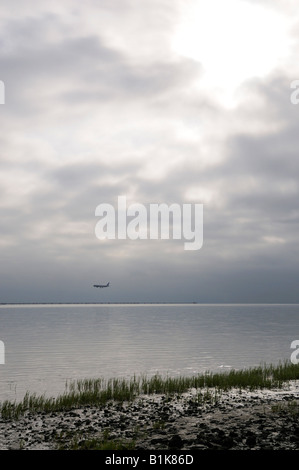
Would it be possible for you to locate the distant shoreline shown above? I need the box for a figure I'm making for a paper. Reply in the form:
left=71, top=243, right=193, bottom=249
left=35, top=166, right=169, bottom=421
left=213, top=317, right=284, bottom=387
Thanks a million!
left=1, top=302, right=299, bottom=306
left=0, top=301, right=199, bottom=306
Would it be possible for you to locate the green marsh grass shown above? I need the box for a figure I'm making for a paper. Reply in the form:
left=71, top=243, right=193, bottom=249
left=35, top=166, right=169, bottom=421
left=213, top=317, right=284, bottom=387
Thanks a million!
left=1, top=360, right=299, bottom=421
left=55, top=429, right=136, bottom=450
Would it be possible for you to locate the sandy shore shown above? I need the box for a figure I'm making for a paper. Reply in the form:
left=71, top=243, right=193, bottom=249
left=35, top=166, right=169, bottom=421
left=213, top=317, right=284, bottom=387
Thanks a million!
left=1, top=381, right=299, bottom=451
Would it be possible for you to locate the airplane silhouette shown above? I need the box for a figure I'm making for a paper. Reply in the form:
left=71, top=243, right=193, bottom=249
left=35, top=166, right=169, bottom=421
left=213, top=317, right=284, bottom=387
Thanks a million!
left=93, top=282, right=110, bottom=288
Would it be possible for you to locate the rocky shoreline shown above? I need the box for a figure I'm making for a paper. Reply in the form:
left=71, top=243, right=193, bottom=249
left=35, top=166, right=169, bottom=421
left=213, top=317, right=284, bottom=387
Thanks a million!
left=1, top=381, right=299, bottom=451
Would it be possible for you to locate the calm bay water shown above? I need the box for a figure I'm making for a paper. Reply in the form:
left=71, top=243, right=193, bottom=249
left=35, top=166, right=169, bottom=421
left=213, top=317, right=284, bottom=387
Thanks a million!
left=0, top=303, right=298, bottom=401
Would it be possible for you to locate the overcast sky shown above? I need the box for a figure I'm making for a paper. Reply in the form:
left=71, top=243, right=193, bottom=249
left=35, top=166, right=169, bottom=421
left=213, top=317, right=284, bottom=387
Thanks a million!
left=1, top=0, right=299, bottom=303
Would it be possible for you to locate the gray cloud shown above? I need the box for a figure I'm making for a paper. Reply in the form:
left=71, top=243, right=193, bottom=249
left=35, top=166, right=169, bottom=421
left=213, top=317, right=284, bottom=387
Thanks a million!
left=1, top=1, right=299, bottom=303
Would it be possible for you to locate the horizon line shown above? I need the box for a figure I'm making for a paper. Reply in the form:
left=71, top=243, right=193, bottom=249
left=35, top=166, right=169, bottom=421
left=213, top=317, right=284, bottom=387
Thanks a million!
left=1, top=301, right=299, bottom=306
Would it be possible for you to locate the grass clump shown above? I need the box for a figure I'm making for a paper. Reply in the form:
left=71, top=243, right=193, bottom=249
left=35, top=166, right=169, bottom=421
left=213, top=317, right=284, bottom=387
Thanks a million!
left=271, top=400, right=299, bottom=415
left=1, top=360, right=299, bottom=421
left=197, top=387, right=222, bottom=405
left=55, top=429, right=136, bottom=450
